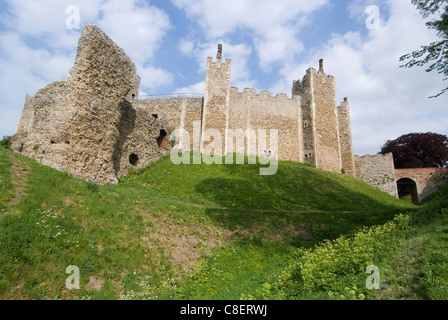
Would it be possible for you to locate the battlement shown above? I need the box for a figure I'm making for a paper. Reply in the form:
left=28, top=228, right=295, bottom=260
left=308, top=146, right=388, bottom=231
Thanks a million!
left=306, top=67, right=335, bottom=81
left=230, top=87, right=297, bottom=101
left=338, top=97, right=349, bottom=109
left=206, top=56, right=232, bottom=66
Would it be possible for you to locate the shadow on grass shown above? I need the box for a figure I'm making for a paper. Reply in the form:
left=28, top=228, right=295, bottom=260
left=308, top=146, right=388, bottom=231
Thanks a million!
left=195, top=160, right=415, bottom=242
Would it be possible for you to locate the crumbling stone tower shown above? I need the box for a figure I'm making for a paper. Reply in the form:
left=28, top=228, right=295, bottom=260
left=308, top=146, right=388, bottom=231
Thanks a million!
left=11, top=24, right=171, bottom=185
left=338, top=97, right=356, bottom=175
left=201, top=45, right=232, bottom=156
left=293, top=59, right=343, bottom=174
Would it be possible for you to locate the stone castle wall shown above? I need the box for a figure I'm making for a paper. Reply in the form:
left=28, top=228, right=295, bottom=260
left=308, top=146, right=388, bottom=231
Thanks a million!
left=310, top=69, right=342, bottom=174
left=293, top=63, right=342, bottom=173
left=201, top=55, right=232, bottom=157
left=293, top=70, right=315, bottom=165
left=133, top=97, right=203, bottom=151
left=15, top=94, right=34, bottom=134
left=12, top=32, right=356, bottom=184
left=228, top=87, right=302, bottom=162
left=355, top=153, right=398, bottom=197
left=11, top=25, right=388, bottom=193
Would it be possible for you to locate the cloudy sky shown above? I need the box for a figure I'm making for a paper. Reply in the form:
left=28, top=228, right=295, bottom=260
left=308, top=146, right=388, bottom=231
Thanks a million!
left=0, top=0, right=447, bottom=155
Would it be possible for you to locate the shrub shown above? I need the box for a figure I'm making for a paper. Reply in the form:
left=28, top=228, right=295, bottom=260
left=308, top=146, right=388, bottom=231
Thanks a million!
left=259, top=214, right=414, bottom=299
left=299, top=215, right=411, bottom=290
left=0, top=136, right=11, bottom=150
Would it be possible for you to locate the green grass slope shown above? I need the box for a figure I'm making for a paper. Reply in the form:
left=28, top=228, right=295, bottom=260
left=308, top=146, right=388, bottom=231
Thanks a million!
left=0, top=148, right=420, bottom=300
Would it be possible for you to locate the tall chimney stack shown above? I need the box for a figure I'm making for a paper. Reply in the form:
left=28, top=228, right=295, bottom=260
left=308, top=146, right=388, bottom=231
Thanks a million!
left=319, top=59, right=324, bottom=73
left=217, top=44, right=223, bottom=60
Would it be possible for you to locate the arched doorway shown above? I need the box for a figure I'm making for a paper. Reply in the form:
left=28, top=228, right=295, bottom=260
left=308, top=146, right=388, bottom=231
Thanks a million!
left=397, top=178, right=419, bottom=205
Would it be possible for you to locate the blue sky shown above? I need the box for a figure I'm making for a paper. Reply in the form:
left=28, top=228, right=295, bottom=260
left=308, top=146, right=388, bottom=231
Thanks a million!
left=0, top=0, right=447, bottom=155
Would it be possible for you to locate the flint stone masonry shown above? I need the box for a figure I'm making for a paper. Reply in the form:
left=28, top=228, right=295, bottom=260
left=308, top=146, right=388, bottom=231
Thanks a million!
left=355, top=153, right=398, bottom=197
left=15, top=94, right=33, bottom=134
left=201, top=56, right=232, bottom=156
left=11, top=24, right=170, bottom=184
left=133, top=97, right=203, bottom=151
left=338, top=98, right=356, bottom=176
left=228, top=88, right=302, bottom=161
left=293, top=66, right=342, bottom=173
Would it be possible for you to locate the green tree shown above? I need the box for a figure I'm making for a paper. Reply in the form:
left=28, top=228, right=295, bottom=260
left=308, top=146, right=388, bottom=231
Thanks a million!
left=400, top=0, right=448, bottom=98
left=0, top=136, right=11, bottom=150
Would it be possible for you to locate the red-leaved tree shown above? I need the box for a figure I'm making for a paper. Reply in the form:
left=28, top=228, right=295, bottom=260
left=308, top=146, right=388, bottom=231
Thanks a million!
left=380, top=132, right=448, bottom=169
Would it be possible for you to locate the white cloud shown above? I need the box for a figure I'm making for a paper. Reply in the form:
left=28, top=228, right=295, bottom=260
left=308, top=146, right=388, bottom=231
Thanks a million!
left=136, top=64, right=174, bottom=91
left=172, top=0, right=328, bottom=71
left=172, top=0, right=327, bottom=39
left=0, top=32, right=75, bottom=136
left=96, top=0, right=174, bottom=92
left=178, top=39, right=255, bottom=88
left=174, top=81, right=205, bottom=95
left=1, top=0, right=102, bottom=49
left=98, top=0, right=171, bottom=63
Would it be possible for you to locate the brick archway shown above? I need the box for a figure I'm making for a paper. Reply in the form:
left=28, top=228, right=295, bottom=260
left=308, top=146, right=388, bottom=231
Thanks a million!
left=395, top=168, right=448, bottom=204
left=397, top=178, right=419, bottom=204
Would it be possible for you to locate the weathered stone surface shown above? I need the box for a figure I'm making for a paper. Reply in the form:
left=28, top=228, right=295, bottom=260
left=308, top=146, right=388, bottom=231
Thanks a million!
left=201, top=53, right=232, bottom=156
left=293, top=64, right=342, bottom=173
left=338, top=98, right=356, bottom=176
left=11, top=24, right=170, bottom=184
left=355, top=153, right=398, bottom=197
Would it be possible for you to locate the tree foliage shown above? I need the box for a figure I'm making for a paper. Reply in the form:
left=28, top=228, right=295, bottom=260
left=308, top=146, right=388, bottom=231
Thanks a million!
left=400, top=0, right=448, bottom=98
left=380, top=132, right=448, bottom=169
left=0, top=136, right=11, bottom=150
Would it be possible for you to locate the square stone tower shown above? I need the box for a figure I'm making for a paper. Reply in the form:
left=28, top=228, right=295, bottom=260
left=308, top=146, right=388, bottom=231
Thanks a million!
left=201, top=44, right=232, bottom=156
left=293, top=59, right=343, bottom=173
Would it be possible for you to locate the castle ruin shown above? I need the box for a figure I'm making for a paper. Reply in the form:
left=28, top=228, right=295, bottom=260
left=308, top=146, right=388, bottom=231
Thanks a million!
left=10, top=24, right=447, bottom=201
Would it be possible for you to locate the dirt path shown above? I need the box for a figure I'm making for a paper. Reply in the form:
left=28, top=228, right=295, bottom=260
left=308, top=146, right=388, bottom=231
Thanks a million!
left=4, top=153, right=30, bottom=209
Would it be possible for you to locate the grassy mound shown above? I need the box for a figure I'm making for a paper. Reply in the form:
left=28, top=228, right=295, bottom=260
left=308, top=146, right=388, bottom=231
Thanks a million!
left=0, top=149, right=420, bottom=300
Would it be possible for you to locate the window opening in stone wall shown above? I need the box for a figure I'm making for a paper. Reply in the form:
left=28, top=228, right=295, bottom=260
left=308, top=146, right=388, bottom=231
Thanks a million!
left=152, top=114, right=158, bottom=119
left=157, top=129, right=168, bottom=149
left=129, top=153, right=139, bottom=166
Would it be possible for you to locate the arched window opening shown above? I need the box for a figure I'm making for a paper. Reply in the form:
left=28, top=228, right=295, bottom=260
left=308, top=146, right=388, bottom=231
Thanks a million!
left=157, top=129, right=168, bottom=149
